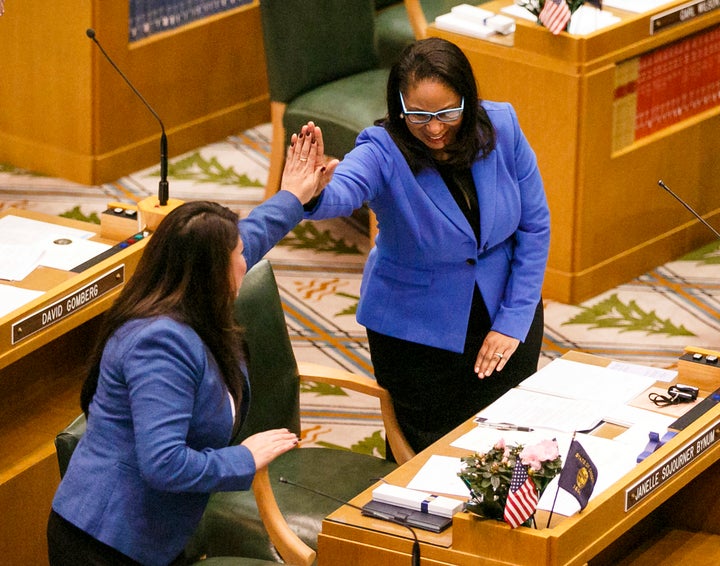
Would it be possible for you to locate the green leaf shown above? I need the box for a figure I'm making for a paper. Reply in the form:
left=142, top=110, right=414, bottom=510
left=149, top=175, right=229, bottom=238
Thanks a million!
left=279, top=222, right=362, bottom=255
left=563, top=294, right=695, bottom=337
left=300, top=381, right=348, bottom=396
left=151, top=152, right=263, bottom=187
left=680, top=241, right=720, bottom=264
left=60, top=206, right=100, bottom=225
left=315, top=430, right=386, bottom=458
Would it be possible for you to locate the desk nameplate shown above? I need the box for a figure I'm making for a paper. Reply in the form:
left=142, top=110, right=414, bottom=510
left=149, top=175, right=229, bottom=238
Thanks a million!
left=11, top=265, right=125, bottom=345
left=651, top=0, right=720, bottom=34
left=625, top=418, right=720, bottom=511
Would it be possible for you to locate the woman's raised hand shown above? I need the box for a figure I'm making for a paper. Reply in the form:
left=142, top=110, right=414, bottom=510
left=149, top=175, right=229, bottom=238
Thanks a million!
left=280, top=122, right=339, bottom=204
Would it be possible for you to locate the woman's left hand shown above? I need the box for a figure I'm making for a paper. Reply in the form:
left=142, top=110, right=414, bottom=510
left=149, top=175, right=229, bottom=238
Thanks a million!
left=474, top=331, right=520, bottom=378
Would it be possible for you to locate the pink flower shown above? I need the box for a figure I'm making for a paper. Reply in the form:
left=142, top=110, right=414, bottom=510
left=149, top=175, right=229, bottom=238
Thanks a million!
left=520, top=440, right=560, bottom=471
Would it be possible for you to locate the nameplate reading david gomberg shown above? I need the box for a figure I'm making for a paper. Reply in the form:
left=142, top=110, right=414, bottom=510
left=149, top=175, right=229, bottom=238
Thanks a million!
left=625, top=420, right=720, bottom=511
left=11, top=265, right=125, bottom=345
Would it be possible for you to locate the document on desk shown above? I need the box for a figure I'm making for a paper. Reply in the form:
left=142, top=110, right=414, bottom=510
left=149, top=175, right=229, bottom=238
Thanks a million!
left=0, top=284, right=44, bottom=319
left=0, top=215, right=109, bottom=277
left=473, top=387, right=609, bottom=433
left=518, top=358, right=656, bottom=404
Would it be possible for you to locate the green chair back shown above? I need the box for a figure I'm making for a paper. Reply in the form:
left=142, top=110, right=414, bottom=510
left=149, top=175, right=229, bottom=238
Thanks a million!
left=233, top=260, right=301, bottom=443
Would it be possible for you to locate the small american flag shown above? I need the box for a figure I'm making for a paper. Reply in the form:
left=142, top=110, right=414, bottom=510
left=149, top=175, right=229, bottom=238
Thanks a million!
left=539, top=0, right=571, bottom=35
left=503, top=460, right=538, bottom=528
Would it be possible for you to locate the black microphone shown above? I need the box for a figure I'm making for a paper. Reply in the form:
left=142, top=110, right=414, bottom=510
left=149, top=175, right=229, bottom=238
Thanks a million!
left=658, top=180, right=720, bottom=240
left=86, top=28, right=169, bottom=206
left=278, top=476, right=420, bottom=566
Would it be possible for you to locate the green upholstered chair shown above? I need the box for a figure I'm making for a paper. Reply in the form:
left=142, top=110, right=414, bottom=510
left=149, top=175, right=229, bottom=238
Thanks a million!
left=259, top=0, right=389, bottom=202
left=375, top=1, right=491, bottom=67
left=184, top=260, right=412, bottom=565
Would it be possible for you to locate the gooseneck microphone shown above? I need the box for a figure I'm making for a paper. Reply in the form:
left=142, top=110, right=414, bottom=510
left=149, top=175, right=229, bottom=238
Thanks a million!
left=86, top=28, right=169, bottom=206
left=278, top=476, right=420, bottom=566
left=658, top=180, right=720, bottom=240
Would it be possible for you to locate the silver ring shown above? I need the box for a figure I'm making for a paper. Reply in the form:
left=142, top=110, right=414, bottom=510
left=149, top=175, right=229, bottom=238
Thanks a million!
left=299, top=157, right=308, bottom=162
left=494, top=352, right=503, bottom=360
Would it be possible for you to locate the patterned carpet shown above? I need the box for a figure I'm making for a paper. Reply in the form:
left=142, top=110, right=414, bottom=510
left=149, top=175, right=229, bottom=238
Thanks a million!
left=3, top=123, right=720, bottom=458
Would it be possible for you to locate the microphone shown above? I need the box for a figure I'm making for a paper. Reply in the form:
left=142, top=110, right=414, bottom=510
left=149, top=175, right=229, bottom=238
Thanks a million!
left=658, top=180, right=720, bottom=240
left=86, top=28, right=169, bottom=206
left=278, top=476, right=420, bottom=566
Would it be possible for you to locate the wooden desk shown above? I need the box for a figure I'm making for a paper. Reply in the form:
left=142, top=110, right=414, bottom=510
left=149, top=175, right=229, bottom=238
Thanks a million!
left=431, top=1, right=720, bottom=303
left=0, top=209, right=148, bottom=565
left=318, top=351, right=720, bottom=565
left=0, top=1, right=268, bottom=185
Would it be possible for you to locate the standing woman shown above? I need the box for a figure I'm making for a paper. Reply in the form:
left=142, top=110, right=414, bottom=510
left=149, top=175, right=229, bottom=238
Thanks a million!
left=302, top=37, right=550, bottom=455
left=47, top=128, right=329, bottom=565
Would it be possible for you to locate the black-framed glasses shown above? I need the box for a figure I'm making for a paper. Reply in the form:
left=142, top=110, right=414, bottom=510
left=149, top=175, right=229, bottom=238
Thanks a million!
left=399, top=92, right=464, bottom=124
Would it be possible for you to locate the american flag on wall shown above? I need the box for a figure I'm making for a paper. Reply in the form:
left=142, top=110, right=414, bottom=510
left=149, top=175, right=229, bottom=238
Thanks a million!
left=539, top=0, right=571, bottom=35
left=503, top=460, right=539, bottom=528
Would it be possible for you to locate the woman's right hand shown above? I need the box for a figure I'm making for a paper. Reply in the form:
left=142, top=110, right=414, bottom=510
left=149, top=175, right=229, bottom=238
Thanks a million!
left=241, top=428, right=299, bottom=470
left=280, top=121, right=339, bottom=204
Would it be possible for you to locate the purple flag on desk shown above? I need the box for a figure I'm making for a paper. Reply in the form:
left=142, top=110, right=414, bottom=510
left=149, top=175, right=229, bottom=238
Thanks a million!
left=558, top=439, right=598, bottom=510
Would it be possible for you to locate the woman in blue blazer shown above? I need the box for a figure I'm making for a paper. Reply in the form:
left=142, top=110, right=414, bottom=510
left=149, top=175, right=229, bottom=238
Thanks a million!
left=302, top=38, right=551, bottom=455
left=47, top=131, right=325, bottom=565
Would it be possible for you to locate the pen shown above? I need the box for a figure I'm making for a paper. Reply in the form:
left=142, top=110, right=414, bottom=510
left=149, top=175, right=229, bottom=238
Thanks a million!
left=460, top=476, right=482, bottom=503
left=474, top=418, right=533, bottom=432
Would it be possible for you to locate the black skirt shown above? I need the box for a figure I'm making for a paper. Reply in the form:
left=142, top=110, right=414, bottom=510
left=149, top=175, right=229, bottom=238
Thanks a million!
left=368, top=288, right=544, bottom=456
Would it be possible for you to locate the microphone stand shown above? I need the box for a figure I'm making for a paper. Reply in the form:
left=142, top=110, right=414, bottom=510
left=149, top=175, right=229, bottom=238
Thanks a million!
left=86, top=29, right=181, bottom=232
left=658, top=180, right=720, bottom=240
left=279, top=476, right=421, bottom=566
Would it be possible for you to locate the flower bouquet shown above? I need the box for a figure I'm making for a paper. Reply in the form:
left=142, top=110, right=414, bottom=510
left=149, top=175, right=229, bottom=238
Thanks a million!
left=458, top=438, right=563, bottom=527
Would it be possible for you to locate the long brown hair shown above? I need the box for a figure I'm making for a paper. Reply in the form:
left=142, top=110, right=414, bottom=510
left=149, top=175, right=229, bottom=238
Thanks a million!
left=81, top=201, right=244, bottom=415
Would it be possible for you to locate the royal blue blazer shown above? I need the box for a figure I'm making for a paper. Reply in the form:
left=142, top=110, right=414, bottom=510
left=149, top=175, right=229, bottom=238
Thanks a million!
left=52, top=191, right=304, bottom=566
left=306, top=101, right=550, bottom=353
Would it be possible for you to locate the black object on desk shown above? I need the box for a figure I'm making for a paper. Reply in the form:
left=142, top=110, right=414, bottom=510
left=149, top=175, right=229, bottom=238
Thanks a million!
left=70, top=232, right=146, bottom=273
left=668, top=387, right=720, bottom=431
left=361, top=500, right=453, bottom=533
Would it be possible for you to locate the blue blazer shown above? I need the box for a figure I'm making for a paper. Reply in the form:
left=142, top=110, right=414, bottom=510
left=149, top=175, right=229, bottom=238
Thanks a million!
left=52, top=191, right=304, bottom=566
left=306, top=101, right=550, bottom=353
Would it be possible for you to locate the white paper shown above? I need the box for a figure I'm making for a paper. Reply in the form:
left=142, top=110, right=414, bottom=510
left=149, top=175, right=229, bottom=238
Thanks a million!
left=0, top=284, right=44, bottom=319
left=0, top=215, right=108, bottom=275
left=434, top=13, right=496, bottom=38
left=607, top=360, right=677, bottom=383
left=0, top=242, right=47, bottom=281
left=567, top=6, right=621, bottom=35
left=38, top=238, right=111, bottom=271
left=602, top=0, right=674, bottom=13
left=537, top=433, right=638, bottom=516
left=518, top=358, right=656, bottom=404
left=0, top=215, right=96, bottom=243
left=406, top=455, right=469, bottom=498
left=473, top=387, right=609, bottom=432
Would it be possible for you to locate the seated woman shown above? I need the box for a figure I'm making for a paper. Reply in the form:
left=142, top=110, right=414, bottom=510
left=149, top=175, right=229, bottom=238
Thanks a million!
left=47, top=125, right=328, bottom=566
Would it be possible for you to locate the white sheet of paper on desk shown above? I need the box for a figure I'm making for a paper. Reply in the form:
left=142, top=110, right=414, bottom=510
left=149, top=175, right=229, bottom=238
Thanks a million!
left=0, top=215, right=96, bottom=244
left=38, top=238, right=111, bottom=271
left=0, top=242, right=46, bottom=281
left=601, top=0, right=674, bottom=13
left=474, top=387, right=608, bottom=432
left=518, top=358, right=656, bottom=404
left=537, top=433, right=639, bottom=517
left=607, top=360, right=676, bottom=383
left=0, top=283, right=44, bottom=318
left=406, top=455, right=469, bottom=498
left=451, top=426, right=574, bottom=454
